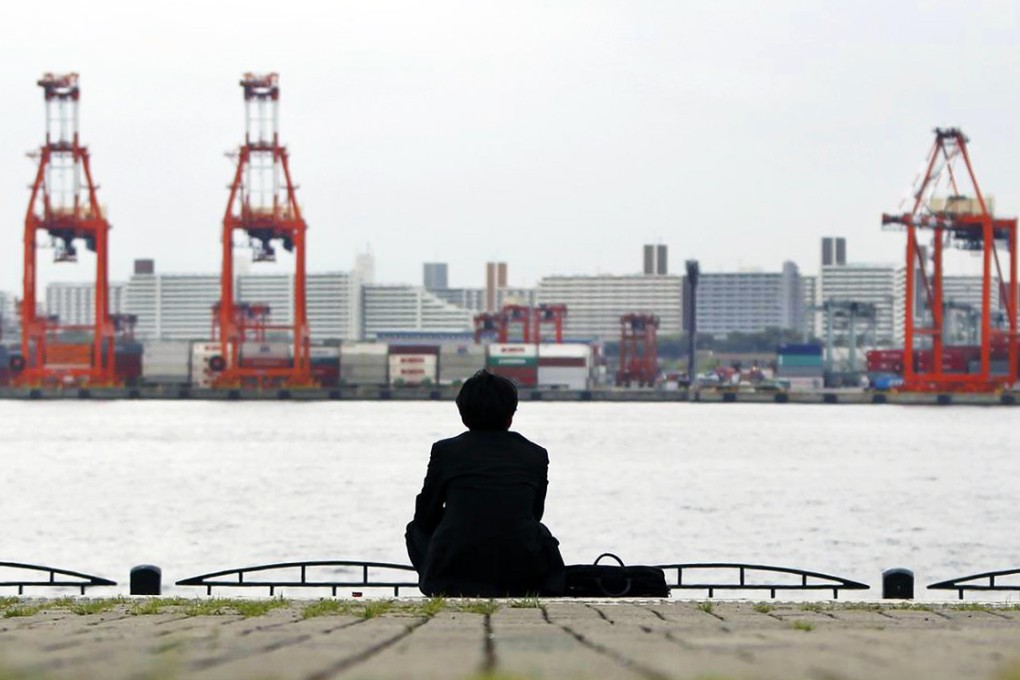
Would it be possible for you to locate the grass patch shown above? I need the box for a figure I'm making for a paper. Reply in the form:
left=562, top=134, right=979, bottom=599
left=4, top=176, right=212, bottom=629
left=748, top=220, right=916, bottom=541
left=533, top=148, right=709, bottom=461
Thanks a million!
left=231, top=599, right=290, bottom=618
left=799, top=603, right=826, bottom=613
left=697, top=601, right=714, bottom=614
left=302, top=600, right=354, bottom=620
left=69, top=597, right=128, bottom=616
left=0, top=597, right=19, bottom=608
left=791, top=620, right=815, bottom=632
left=129, top=597, right=189, bottom=616
left=455, top=600, right=499, bottom=616
left=3, top=604, right=46, bottom=619
left=508, top=597, right=541, bottom=609
left=415, top=597, right=447, bottom=617
left=360, top=600, right=394, bottom=619
left=182, top=598, right=289, bottom=618
left=752, top=603, right=773, bottom=614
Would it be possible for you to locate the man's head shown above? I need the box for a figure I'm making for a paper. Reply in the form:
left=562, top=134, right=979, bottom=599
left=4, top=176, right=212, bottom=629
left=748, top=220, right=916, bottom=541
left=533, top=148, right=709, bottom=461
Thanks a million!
left=456, top=370, right=518, bottom=431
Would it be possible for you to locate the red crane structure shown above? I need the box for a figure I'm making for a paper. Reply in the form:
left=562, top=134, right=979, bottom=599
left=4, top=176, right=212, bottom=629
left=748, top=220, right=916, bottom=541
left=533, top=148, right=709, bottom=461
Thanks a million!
left=472, top=304, right=568, bottom=344
left=15, top=73, right=119, bottom=387
left=617, top=313, right=659, bottom=387
left=212, top=73, right=313, bottom=389
left=882, top=128, right=1018, bottom=393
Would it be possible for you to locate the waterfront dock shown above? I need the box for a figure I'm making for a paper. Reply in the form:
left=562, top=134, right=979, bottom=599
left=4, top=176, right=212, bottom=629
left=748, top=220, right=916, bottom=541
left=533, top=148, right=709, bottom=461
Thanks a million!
left=2, top=599, right=1020, bottom=679
left=0, top=386, right=1016, bottom=406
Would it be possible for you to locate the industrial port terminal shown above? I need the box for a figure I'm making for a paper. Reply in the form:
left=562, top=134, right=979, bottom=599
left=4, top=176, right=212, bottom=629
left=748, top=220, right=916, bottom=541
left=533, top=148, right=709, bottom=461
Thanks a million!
left=0, top=73, right=1017, bottom=403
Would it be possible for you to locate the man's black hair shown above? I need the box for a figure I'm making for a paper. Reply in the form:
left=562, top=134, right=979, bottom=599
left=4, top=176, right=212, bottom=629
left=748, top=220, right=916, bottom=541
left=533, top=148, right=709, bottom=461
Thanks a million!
left=456, top=370, right=518, bottom=431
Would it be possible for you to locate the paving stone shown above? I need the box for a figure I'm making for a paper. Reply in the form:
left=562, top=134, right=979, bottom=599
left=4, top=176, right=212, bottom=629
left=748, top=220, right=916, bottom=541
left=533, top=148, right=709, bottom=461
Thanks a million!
left=2, top=601, right=1020, bottom=679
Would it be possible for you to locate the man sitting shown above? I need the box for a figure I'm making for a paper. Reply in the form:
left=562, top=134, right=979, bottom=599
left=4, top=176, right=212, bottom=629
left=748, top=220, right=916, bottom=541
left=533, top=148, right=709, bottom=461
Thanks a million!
left=405, top=370, right=565, bottom=597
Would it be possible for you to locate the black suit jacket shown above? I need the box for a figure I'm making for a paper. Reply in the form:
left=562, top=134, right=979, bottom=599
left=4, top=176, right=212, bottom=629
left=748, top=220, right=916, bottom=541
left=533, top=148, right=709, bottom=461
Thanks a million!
left=407, top=430, right=565, bottom=597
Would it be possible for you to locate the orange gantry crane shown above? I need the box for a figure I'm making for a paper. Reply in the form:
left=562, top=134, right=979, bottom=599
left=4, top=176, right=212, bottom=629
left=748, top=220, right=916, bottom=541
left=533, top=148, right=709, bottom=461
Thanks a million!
left=617, top=313, right=659, bottom=387
left=882, top=128, right=1018, bottom=392
left=15, top=73, right=120, bottom=387
left=472, top=304, right=568, bottom=344
left=211, top=73, right=314, bottom=389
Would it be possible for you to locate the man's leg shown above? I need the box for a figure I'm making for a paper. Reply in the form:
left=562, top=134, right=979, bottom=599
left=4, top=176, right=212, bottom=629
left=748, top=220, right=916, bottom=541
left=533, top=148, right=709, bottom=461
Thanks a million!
left=405, top=521, right=431, bottom=572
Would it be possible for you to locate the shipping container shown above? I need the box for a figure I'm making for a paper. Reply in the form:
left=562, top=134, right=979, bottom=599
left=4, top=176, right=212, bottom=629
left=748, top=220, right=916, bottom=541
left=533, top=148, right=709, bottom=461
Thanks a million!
left=389, top=344, right=440, bottom=356
left=389, top=354, right=438, bottom=386
left=537, top=366, right=589, bottom=390
left=784, top=376, right=824, bottom=391
left=190, top=342, right=223, bottom=388
left=488, top=343, right=538, bottom=359
left=777, top=343, right=823, bottom=356
left=538, top=357, right=587, bottom=367
left=340, top=343, right=389, bottom=357
left=142, top=341, right=192, bottom=382
left=488, top=364, right=538, bottom=387
left=777, top=354, right=824, bottom=368
left=537, top=343, right=590, bottom=360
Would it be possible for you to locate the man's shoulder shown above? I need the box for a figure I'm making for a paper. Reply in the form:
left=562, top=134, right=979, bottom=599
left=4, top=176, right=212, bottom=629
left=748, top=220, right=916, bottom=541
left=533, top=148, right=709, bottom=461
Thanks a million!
left=433, top=431, right=547, bottom=458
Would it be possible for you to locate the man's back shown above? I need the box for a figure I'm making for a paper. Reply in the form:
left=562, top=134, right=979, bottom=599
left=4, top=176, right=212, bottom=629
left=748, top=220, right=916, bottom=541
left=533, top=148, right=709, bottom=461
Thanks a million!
left=410, top=430, right=564, bottom=596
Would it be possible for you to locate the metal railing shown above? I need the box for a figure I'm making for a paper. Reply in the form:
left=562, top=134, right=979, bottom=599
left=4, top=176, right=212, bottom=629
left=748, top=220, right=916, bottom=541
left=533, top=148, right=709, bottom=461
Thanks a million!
left=654, top=562, right=870, bottom=598
left=0, top=561, right=116, bottom=595
left=176, top=560, right=420, bottom=597
left=929, top=568, right=1020, bottom=600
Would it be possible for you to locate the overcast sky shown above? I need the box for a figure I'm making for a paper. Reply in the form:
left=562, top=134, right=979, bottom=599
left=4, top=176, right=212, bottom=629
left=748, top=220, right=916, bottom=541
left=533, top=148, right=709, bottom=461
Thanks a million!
left=0, top=0, right=1017, bottom=295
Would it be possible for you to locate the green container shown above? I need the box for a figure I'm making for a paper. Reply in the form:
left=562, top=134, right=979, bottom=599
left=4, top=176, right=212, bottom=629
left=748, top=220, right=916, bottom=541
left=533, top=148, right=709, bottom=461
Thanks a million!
left=487, top=357, right=538, bottom=368
left=778, top=354, right=823, bottom=368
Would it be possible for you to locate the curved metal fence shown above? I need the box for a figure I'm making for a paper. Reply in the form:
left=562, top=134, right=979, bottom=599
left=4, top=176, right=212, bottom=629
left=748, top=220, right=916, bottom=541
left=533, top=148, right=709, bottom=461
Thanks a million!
left=176, top=560, right=420, bottom=597
left=0, top=561, right=117, bottom=595
left=929, top=568, right=1020, bottom=600
left=654, top=562, right=870, bottom=598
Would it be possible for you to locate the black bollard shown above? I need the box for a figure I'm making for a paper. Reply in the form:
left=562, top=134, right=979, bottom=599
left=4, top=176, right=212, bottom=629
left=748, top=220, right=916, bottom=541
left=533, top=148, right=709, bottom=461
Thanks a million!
left=131, top=565, right=162, bottom=596
left=882, top=568, right=914, bottom=599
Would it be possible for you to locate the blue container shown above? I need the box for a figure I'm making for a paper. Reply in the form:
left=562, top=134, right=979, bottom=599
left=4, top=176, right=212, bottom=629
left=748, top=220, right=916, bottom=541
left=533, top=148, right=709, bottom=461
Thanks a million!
left=777, top=343, right=823, bottom=356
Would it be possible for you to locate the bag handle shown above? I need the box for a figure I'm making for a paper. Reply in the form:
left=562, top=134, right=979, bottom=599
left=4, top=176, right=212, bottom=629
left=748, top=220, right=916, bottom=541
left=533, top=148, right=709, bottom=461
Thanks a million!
left=594, top=552, right=625, bottom=567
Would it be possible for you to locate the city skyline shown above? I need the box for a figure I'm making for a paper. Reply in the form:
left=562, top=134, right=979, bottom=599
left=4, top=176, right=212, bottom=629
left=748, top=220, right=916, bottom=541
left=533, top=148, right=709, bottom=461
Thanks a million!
left=1, top=1, right=1017, bottom=295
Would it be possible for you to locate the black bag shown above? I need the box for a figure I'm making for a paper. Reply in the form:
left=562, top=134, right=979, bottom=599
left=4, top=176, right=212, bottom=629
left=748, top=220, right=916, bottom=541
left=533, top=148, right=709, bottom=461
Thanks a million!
left=564, top=553, right=669, bottom=598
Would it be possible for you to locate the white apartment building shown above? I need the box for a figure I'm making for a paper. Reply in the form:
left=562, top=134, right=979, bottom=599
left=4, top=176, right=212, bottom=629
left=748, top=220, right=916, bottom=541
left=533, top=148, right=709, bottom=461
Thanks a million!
left=693, top=262, right=803, bottom=335
left=45, top=282, right=126, bottom=325
left=125, top=271, right=361, bottom=341
left=800, top=275, right=817, bottom=338
left=536, top=275, right=683, bottom=340
left=818, top=263, right=898, bottom=345
left=430, top=287, right=536, bottom=312
left=361, top=285, right=474, bottom=339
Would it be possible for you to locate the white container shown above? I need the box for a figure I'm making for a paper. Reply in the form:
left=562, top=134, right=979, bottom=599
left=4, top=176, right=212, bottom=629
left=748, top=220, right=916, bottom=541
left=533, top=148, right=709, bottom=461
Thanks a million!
left=341, top=342, right=389, bottom=357
left=538, top=343, right=591, bottom=360
left=488, top=343, right=537, bottom=359
left=240, top=342, right=291, bottom=359
left=537, top=366, right=589, bottom=390
left=440, top=343, right=485, bottom=357
left=389, top=354, right=437, bottom=385
left=190, top=342, right=223, bottom=388
left=142, top=341, right=191, bottom=380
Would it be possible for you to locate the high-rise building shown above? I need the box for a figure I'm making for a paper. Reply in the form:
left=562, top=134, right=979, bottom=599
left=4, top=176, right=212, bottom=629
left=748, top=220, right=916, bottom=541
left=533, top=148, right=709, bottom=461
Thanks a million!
left=354, top=249, right=375, bottom=284
left=485, top=262, right=507, bottom=312
left=361, top=284, right=473, bottom=339
left=125, top=268, right=361, bottom=341
left=536, top=275, right=682, bottom=339
left=431, top=287, right=536, bottom=312
left=822, top=237, right=847, bottom=266
left=45, top=282, right=126, bottom=326
left=819, top=263, right=898, bottom=344
left=423, top=263, right=449, bottom=291
left=692, top=262, right=804, bottom=335
left=643, top=244, right=668, bottom=275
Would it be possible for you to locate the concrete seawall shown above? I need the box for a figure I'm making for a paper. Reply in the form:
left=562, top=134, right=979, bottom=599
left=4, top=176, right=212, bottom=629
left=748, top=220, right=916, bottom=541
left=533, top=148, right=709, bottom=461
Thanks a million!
left=0, top=385, right=1016, bottom=405
left=2, top=599, right=1020, bottom=679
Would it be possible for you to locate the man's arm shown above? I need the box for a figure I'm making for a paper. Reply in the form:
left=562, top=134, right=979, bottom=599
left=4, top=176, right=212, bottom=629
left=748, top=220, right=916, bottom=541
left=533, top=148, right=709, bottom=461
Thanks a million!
left=533, top=450, right=549, bottom=521
left=412, top=445, right=445, bottom=534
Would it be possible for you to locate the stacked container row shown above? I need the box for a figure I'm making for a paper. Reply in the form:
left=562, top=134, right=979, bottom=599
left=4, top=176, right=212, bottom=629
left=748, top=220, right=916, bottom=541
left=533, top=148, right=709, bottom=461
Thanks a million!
left=776, top=343, right=823, bottom=378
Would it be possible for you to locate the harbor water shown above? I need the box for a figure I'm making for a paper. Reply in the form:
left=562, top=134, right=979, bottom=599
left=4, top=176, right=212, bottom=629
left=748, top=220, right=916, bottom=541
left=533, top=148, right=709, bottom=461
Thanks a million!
left=1, top=401, right=1016, bottom=599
